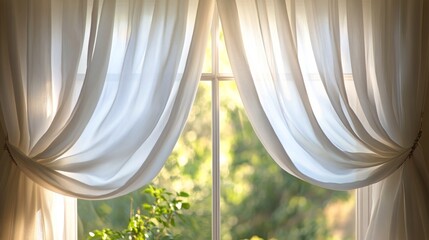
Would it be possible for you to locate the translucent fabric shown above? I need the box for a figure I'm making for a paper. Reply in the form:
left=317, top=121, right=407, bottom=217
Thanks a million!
left=0, top=0, right=214, bottom=239
left=217, top=0, right=429, bottom=239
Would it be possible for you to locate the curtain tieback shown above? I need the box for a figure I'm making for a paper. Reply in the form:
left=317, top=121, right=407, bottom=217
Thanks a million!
left=407, top=129, right=423, bottom=159
left=3, top=139, right=18, bottom=166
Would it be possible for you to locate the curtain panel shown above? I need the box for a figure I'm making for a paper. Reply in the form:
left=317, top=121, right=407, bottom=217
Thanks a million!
left=218, top=0, right=429, bottom=239
left=0, top=0, right=214, bottom=239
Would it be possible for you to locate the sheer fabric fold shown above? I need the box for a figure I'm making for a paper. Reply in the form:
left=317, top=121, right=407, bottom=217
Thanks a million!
left=218, top=0, right=429, bottom=239
left=0, top=0, right=214, bottom=238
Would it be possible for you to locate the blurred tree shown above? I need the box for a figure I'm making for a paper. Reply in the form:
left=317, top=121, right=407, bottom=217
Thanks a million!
left=219, top=81, right=350, bottom=240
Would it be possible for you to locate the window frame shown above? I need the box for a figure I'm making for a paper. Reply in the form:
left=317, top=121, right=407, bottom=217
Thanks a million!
left=201, top=9, right=234, bottom=240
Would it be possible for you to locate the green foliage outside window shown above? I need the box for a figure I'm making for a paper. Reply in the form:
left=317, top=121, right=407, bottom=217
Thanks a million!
left=87, top=185, right=190, bottom=240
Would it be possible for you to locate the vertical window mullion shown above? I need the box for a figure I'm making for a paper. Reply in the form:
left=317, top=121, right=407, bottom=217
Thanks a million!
left=211, top=8, right=221, bottom=240
left=212, top=80, right=220, bottom=240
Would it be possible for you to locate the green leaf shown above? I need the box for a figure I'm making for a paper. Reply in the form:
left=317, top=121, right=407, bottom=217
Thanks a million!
left=182, top=202, right=190, bottom=209
left=178, top=191, right=189, bottom=197
left=142, top=203, right=152, bottom=210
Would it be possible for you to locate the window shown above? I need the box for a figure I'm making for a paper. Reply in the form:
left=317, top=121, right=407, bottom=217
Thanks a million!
left=78, top=14, right=355, bottom=240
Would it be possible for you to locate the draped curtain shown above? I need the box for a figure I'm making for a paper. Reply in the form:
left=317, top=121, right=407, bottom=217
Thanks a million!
left=218, top=0, right=429, bottom=239
left=0, top=0, right=214, bottom=239
left=2, top=0, right=429, bottom=239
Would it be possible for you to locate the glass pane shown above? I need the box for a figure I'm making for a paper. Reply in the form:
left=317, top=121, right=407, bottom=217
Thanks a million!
left=78, top=82, right=212, bottom=239
left=218, top=22, right=233, bottom=74
left=219, top=81, right=355, bottom=240
left=202, top=33, right=212, bottom=74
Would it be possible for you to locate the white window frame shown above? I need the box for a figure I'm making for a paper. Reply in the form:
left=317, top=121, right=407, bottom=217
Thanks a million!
left=201, top=11, right=231, bottom=240
left=200, top=9, right=234, bottom=240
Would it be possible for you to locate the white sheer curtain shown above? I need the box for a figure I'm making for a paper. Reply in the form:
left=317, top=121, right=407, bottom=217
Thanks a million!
left=0, top=0, right=214, bottom=239
left=218, top=0, right=429, bottom=239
